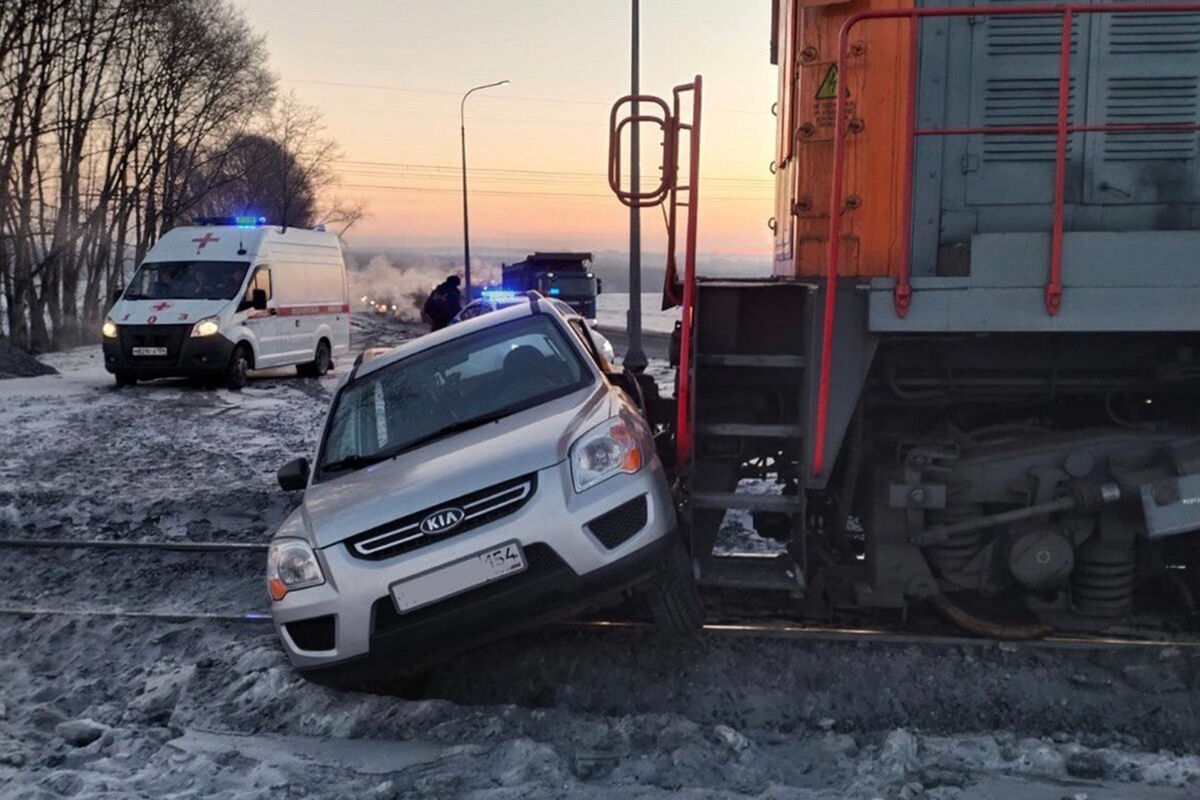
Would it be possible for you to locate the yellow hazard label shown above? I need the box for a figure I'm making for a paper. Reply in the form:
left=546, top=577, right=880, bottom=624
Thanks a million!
left=815, top=64, right=839, bottom=100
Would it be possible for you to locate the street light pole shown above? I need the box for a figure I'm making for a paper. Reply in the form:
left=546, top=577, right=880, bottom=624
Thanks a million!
left=460, top=79, right=509, bottom=296
left=625, top=0, right=648, bottom=373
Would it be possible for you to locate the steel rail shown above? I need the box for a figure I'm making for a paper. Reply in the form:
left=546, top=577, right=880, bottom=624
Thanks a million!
left=5, top=602, right=1191, bottom=652
left=0, top=538, right=268, bottom=553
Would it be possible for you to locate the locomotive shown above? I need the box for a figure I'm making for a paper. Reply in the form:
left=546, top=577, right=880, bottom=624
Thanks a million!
left=611, top=0, right=1200, bottom=633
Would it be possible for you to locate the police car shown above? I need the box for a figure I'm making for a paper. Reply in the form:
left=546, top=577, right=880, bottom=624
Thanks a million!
left=454, top=290, right=616, bottom=364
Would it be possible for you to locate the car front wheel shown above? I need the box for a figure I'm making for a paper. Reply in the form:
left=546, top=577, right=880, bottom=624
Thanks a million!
left=646, top=534, right=705, bottom=637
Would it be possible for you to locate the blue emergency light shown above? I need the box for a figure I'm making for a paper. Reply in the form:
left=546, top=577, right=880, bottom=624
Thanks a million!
left=482, top=289, right=519, bottom=302
left=236, top=215, right=267, bottom=228
left=548, top=287, right=561, bottom=295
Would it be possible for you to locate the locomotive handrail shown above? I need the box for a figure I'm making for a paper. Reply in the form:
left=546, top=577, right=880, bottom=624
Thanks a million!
left=813, top=1, right=1200, bottom=477
left=607, top=77, right=703, bottom=470
left=608, top=94, right=674, bottom=207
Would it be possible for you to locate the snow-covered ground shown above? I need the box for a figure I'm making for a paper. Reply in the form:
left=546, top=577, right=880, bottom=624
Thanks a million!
left=596, top=293, right=679, bottom=335
left=2, top=316, right=1199, bottom=798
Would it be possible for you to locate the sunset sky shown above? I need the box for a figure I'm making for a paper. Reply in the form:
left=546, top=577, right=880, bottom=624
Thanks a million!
left=231, top=0, right=779, bottom=258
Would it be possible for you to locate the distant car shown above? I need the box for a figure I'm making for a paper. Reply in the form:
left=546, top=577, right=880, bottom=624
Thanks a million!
left=454, top=291, right=616, bottom=363
left=268, top=295, right=700, bottom=678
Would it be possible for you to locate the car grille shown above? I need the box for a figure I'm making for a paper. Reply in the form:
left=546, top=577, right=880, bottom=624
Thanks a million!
left=345, top=473, right=537, bottom=561
left=119, top=324, right=190, bottom=362
left=586, top=495, right=648, bottom=549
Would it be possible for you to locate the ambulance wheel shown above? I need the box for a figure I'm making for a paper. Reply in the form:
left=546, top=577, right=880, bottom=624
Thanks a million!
left=646, top=534, right=705, bottom=638
left=226, top=346, right=250, bottom=390
left=298, top=340, right=331, bottom=378
left=114, top=372, right=137, bottom=387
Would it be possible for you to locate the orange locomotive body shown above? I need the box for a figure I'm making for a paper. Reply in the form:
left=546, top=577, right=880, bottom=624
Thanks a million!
left=773, top=0, right=914, bottom=281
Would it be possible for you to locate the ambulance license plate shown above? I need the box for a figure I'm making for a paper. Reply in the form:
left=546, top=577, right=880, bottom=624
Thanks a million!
left=131, top=347, right=167, bottom=357
left=390, top=541, right=526, bottom=614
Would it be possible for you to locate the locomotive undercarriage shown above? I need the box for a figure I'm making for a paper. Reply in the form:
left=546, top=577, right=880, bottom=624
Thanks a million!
left=684, top=326, right=1200, bottom=633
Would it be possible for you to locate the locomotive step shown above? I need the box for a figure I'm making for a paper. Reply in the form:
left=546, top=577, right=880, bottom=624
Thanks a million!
left=696, top=353, right=806, bottom=368
left=696, top=423, right=805, bottom=438
left=689, top=492, right=804, bottom=512
left=696, top=553, right=805, bottom=593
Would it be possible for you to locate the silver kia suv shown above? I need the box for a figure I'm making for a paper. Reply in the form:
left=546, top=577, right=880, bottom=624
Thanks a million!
left=268, top=294, right=701, bottom=677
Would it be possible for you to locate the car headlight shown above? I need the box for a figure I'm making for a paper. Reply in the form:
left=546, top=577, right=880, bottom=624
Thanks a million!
left=267, top=539, right=325, bottom=601
left=570, top=415, right=644, bottom=492
left=190, top=316, right=220, bottom=338
left=102, top=318, right=118, bottom=339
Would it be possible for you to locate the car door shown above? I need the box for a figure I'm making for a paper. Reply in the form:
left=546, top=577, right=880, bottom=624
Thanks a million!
left=242, top=266, right=282, bottom=366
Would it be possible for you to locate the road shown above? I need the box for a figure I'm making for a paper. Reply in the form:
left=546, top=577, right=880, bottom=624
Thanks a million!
left=596, top=325, right=672, bottom=365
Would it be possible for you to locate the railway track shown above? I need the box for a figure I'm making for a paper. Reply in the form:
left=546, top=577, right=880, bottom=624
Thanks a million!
left=3, top=536, right=1196, bottom=651
left=3, top=601, right=1197, bottom=652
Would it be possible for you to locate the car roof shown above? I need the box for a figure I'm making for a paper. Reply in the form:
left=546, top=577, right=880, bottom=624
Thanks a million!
left=354, top=295, right=577, bottom=381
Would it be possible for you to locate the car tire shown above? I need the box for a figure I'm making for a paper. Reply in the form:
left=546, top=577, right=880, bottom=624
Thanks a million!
left=298, top=339, right=331, bottom=378
left=226, top=346, right=250, bottom=390
left=114, top=372, right=137, bottom=387
left=646, top=534, right=705, bottom=637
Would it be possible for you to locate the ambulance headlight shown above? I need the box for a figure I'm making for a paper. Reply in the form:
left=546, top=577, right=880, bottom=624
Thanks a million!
left=570, top=415, right=644, bottom=492
left=267, top=539, right=325, bottom=601
left=101, top=318, right=118, bottom=339
left=190, top=316, right=220, bottom=338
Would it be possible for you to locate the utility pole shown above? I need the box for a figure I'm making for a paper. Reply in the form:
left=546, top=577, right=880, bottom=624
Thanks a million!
left=460, top=80, right=509, bottom=296
left=625, top=0, right=648, bottom=373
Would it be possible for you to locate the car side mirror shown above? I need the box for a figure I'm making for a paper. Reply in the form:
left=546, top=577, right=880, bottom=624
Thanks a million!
left=252, top=288, right=268, bottom=311
left=277, top=457, right=310, bottom=491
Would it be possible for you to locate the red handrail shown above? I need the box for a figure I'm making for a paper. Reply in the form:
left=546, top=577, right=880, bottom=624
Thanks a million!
left=812, top=1, right=1200, bottom=478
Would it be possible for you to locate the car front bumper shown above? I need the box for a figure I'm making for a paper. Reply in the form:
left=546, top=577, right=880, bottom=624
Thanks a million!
left=270, top=457, right=676, bottom=672
left=102, top=328, right=235, bottom=378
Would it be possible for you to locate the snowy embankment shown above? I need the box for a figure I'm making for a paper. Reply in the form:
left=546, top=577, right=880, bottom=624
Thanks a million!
left=1, top=316, right=1199, bottom=798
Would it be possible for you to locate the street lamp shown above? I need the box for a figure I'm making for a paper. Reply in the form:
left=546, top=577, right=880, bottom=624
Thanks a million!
left=461, top=79, right=509, bottom=296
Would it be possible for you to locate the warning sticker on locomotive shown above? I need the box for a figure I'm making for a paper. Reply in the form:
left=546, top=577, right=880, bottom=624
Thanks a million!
left=811, top=62, right=855, bottom=130
left=815, top=64, right=839, bottom=100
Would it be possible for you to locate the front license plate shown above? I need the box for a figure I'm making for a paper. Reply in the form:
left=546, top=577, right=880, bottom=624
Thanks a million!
left=390, top=541, right=526, bottom=614
left=131, top=347, right=167, bottom=357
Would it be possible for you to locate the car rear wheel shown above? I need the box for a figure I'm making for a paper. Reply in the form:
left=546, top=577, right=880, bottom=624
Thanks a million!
left=226, top=346, right=250, bottom=390
left=298, top=339, right=331, bottom=378
left=646, top=534, right=705, bottom=637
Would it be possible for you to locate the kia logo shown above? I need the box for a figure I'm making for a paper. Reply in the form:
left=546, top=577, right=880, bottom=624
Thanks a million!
left=420, top=507, right=465, bottom=535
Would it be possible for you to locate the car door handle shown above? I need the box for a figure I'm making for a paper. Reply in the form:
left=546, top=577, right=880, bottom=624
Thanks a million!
left=294, top=319, right=301, bottom=328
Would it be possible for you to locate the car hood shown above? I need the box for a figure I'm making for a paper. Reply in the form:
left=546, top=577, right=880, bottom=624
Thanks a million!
left=111, top=298, right=230, bottom=326
left=300, top=384, right=616, bottom=549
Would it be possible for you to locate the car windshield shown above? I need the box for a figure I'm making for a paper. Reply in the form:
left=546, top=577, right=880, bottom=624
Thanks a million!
left=123, top=260, right=249, bottom=301
left=318, top=314, right=592, bottom=477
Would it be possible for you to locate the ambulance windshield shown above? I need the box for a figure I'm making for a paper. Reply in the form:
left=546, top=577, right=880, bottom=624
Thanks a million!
left=123, top=261, right=250, bottom=301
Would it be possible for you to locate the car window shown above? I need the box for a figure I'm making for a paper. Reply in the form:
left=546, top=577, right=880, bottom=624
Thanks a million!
left=245, top=266, right=271, bottom=301
left=319, top=314, right=593, bottom=477
left=457, top=300, right=489, bottom=320
left=567, top=318, right=606, bottom=369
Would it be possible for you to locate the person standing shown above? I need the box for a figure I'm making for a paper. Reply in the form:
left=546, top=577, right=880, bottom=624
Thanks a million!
left=423, top=275, right=463, bottom=331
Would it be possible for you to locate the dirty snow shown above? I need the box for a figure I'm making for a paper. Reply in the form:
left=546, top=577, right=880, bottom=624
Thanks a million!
left=1, top=314, right=1198, bottom=799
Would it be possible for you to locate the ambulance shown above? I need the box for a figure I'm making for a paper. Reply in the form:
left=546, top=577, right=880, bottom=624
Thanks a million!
left=102, top=217, right=350, bottom=389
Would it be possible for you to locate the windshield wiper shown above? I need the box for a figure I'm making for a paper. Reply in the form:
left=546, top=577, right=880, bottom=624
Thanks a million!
left=320, top=411, right=513, bottom=476
left=319, top=453, right=396, bottom=474
left=122, top=293, right=147, bottom=300
left=394, top=410, right=512, bottom=455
